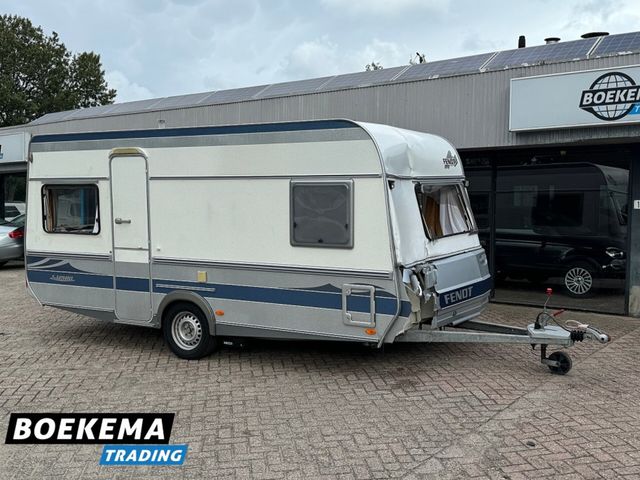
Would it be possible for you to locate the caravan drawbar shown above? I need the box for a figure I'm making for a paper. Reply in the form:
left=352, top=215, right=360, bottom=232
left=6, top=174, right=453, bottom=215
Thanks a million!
left=25, top=119, right=609, bottom=373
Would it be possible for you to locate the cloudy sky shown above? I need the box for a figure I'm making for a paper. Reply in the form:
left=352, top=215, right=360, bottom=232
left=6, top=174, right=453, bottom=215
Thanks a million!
left=3, top=0, right=639, bottom=102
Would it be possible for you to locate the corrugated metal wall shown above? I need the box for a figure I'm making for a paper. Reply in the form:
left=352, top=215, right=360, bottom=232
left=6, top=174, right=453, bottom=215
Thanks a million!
left=3, top=53, right=640, bottom=149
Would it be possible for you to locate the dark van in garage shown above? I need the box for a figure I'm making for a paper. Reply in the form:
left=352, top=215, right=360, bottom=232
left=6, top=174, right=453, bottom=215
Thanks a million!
left=467, top=163, right=627, bottom=297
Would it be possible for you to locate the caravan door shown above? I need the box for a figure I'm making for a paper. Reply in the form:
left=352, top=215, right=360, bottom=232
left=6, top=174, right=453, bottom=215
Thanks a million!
left=110, top=151, right=152, bottom=323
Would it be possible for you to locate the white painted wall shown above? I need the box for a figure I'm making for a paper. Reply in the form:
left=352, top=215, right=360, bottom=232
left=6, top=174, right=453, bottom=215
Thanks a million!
left=149, top=177, right=392, bottom=271
left=146, top=140, right=381, bottom=177
left=26, top=137, right=391, bottom=270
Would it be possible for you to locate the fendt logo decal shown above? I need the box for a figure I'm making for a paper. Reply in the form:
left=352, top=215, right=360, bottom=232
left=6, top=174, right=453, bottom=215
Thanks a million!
left=579, top=72, right=640, bottom=121
left=442, top=150, right=458, bottom=169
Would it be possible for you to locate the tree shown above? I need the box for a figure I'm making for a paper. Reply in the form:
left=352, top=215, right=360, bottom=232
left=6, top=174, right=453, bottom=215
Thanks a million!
left=70, top=52, right=117, bottom=108
left=0, top=15, right=116, bottom=127
left=365, top=61, right=383, bottom=71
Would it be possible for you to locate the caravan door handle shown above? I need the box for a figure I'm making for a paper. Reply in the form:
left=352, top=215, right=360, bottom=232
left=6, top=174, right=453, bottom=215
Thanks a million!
left=114, top=218, right=131, bottom=225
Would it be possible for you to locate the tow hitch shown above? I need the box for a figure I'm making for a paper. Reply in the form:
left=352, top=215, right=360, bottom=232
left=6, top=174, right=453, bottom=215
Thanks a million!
left=531, top=288, right=609, bottom=374
left=395, top=288, right=610, bottom=374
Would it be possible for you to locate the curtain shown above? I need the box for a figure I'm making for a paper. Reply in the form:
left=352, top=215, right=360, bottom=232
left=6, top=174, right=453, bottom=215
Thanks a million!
left=46, top=190, right=56, bottom=231
left=439, top=188, right=468, bottom=235
left=422, top=195, right=443, bottom=237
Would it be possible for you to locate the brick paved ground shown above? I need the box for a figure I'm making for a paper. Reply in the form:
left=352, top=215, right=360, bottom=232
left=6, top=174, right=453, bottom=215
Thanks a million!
left=0, top=263, right=639, bottom=479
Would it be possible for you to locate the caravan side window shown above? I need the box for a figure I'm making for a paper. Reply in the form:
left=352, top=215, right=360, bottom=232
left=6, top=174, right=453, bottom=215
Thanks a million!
left=42, top=185, right=100, bottom=234
left=290, top=181, right=353, bottom=248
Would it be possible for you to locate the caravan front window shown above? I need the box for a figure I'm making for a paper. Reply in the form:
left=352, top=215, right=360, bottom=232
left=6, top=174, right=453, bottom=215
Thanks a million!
left=416, top=184, right=474, bottom=239
left=42, top=185, right=100, bottom=234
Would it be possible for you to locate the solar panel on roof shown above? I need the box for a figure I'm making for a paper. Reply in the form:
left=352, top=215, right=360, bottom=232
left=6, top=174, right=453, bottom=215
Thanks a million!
left=152, top=91, right=217, bottom=110
left=486, top=38, right=597, bottom=70
left=592, top=32, right=640, bottom=56
left=105, top=98, right=164, bottom=115
left=30, top=110, right=75, bottom=125
left=320, top=66, right=406, bottom=90
left=396, top=53, right=496, bottom=80
left=64, top=104, right=119, bottom=120
left=256, top=76, right=334, bottom=98
left=207, top=85, right=269, bottom=104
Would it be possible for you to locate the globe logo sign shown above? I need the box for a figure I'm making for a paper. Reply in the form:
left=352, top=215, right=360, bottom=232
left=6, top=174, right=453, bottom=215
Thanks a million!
left=579, top=72, right=640, bottom=121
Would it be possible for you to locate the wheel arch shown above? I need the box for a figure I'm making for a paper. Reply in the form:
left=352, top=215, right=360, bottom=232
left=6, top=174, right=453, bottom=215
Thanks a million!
left=563, top=256, right=601, bottom=275
left=156, top=291, right=216, bottom=335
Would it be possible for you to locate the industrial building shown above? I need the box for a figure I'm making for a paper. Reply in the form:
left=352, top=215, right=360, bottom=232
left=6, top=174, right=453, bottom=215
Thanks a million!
left=2, top=30, right=640, bottom=315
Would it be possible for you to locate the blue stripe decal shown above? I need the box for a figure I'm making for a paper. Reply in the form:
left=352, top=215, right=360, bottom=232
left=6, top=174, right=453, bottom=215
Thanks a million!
left=27, top=268, right=411, bottom=317
left=152, top=279, right=400, bottom=316
left=27, top=270, right=114, bottom=289
left=115, top=277, right=151, bottom=292
left=31, top=120, right=356, bottom=144
left=31, top=262, right=89, bottom=274
left=25, top=255, right=48, bottom=264
left=399, top=301, right=412, bottom=317
left=438, top=277, right=492, bottom=309
left=292, top=283, right=397, bottom=299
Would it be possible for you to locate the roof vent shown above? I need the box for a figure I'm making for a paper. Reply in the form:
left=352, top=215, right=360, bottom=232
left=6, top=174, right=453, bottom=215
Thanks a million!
left=581, top=32, right=609, bottom=39
left=518, top=35, right=526, bottom=48
left=544, top=37, right=561, bottom=44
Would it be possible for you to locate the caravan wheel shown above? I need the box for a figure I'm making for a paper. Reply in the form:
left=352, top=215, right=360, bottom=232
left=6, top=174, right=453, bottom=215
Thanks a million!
left=162, top=302, right=218, bottom=359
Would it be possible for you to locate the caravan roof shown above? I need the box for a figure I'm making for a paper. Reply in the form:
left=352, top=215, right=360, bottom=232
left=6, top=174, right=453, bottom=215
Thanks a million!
left=30, top=119, right=464, bottom=180
left=358, top=121, right=463, bottom=179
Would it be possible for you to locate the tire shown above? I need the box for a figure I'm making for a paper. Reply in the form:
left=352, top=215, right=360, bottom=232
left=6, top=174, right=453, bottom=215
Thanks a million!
left=0, top=261, right=7, bottom=268
left=563, top=261, right=596, bottom=298
left=547, top=351, right=572, bottom=375
left=162, top=302, right=218, bottom=359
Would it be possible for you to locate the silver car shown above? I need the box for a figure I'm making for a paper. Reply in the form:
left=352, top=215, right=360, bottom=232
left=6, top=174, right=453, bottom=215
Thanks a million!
left=0, top=214, right=25, bottom=267
left=4, top=202, right=25, bottom=221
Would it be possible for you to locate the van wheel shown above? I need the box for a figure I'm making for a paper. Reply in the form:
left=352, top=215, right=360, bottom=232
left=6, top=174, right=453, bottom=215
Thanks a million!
left=564, top=262, right=595, bottom=298
left=162, top=302, right=218, bottom=359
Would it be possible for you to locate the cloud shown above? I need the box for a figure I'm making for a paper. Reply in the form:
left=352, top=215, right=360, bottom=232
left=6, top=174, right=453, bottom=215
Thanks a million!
left=460, top=35, right=502, bottom=55
left=320, top=0, right=450, bottom=15
left=357, top=39, right=408, bottom=69
left=562, top=0, right=640, bottom=36
left=105, top=71, right=155, bottom=103
left=2, top=0, right=640, bottom=105
left=283, top=37, right=341, bottom=78
left=279, top=36, right=409, bottom=80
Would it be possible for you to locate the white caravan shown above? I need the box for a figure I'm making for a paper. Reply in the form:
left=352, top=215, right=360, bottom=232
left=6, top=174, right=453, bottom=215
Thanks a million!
left=25, top=120, right=608, bottom=373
